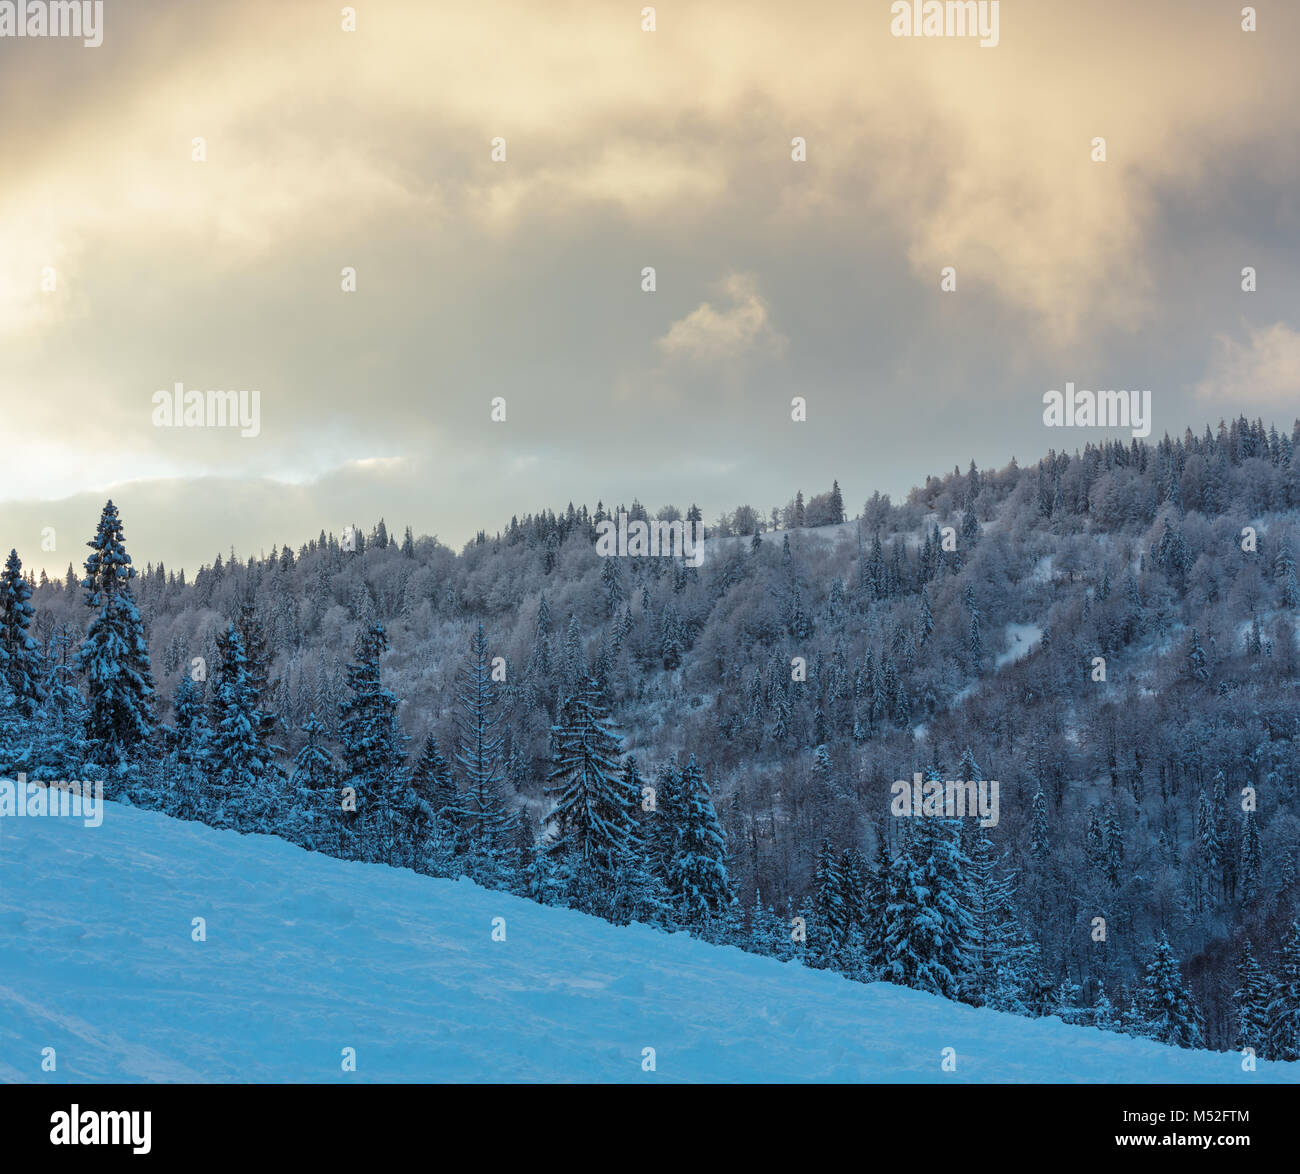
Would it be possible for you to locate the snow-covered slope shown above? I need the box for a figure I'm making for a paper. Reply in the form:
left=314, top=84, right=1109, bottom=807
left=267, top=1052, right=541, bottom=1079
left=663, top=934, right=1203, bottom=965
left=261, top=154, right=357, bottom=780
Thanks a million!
left=1, top=804, right=1294, bottom=1083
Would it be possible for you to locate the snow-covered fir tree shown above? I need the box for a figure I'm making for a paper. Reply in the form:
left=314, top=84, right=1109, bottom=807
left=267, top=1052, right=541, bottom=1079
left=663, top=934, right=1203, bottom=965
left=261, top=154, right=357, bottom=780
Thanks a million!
left=76, top=500, right=155, bottom=765
left=1135, top=933, right=1204, bottom=1050
left=667, top=755, right=733, bottom=928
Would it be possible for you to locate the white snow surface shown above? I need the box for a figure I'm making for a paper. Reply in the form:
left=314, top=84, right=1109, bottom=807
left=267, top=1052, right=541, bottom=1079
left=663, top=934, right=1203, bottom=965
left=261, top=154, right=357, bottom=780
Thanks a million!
left=996, top=623, right=1044, bottom=668
left=2, top=802, right=1295, bottom=1084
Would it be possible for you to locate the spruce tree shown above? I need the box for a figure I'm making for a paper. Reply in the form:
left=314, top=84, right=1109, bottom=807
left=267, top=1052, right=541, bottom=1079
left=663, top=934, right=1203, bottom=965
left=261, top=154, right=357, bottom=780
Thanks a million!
left=1030, top=787, right=1050, bottom=861
left=965, top=827, right=1035, bottom=1012
left=668, top=755, right=733, bottom=926
left=1103, top=803, right=1125, bottom=888
left=0, top=549, right=42, bottom=717
left=169, top=672, right=203, bottom=752
left=1239, top=809, right=1262, bottom=901
left=814, top=839, right=848, bottom=953
left=884, top=814, right=974, bottom=1000
left=749, top=887, right=786, bottom=958
left=454, top=623, right=512, bottom=874
left=1233, top=938, right=1273, bottom=1056
left=1266, top=920, right=1300, bottom=1062
left=291, top=713, right=334, bottom=791
left=31, top=625, right=89, bottom=778
left=840, top=847, right=869, bottom=936
left=283, top=713, right=336, bottom=852
left=411, top=732, right=459, bottom=821
left=829, top=480, right=845, bottom=525
left=1091, top=980, right=1120, bottom=1033
left=211, top=623, right=269, bottom=826
left=1135, top=933, right=1204, bottom=1049
left=339, top=621, right=410, bottom=863
left=545, top=677, right=636, bottom=904
left=77, top=500, right=155, bottom=760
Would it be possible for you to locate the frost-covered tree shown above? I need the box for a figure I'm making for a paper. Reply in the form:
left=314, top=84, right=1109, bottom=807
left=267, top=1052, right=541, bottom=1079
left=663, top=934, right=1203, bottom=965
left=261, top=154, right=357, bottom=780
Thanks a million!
left=291, top=713, right=334, bottom=791
left=1185, top=628, right=1209, bottom=682
left=1239, top=809, right=1262, bottom=901
left=545, top=677, right=636, bottom=904
left=454, top=623, right=512, bottom=873
left=884, top=813, right=974, bottom=1001
left=667, top=755, right=733, bottom=926
left=1266, top=921, right=1300, bottom=1062
left=29, top=625, right=89, bottom=778
left=77, top=501, right=154, bottom=759
left=211, top=623, right=270, bottom=825
left=964, top=828, right=1035, bottom=1012
left=1030, top=787, right=1050, bottom=862
left=814, top=839, right=848, bottom=951
left=1232, top=938, right=1273, bottom=1055
left=1134, top=933, right=1204, bottom=1050
left=410, top=732, right=458, bottom=822
left=0, top=549, right=42, bottom=718
left=339, top=621, right=410, bottom=863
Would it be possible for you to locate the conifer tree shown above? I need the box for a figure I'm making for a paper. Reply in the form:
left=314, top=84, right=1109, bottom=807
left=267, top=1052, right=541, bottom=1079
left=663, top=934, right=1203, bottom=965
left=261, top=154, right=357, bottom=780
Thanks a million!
left=1103, top=803, right=1125, bottom=888
left=861, top=824, right=889, bottom=970
left=667, top=755, right=733, bottom=926
left=1085, top=805, right=1106, bottom=874
left=283, top=713, right=337, bottom=852
left=454, top=623, right=512, bottom=872
left=749, top=887, right=786, bottom=958
left=0, top=549, right=42, bottom=717
left=339, top=621, right=410, bottom=863
left=545, top=677, right=636, bottom=901
left=647, top=757, right=680, bottom=885
left=1135, top=933, right=1204, bottom=1049
left=291, top=713, right=334, bottom=791
left=814, top=839, right=848, bottom=951
left=1091, top=980, right=1120, bottom=1033
left=77, top=501, right=155, bottom=759
left=965, top=827, right=1035, bottom=1012
left=840, top=847, right=868, bottom=935
left=1030, top=787, right=1050, bottom=861
left=211, top=623, right=269, bottom=825
left=1233, top=938, right=1273, bottom=1056
left=411, top=732, right=459, bottom=821
left=1240, top=809, right=1262, bottom=901
left=1185, top=628, right=1209, bottom=681
left=31, top=625, right=89, bottom=778
left=237, top=603, right=280, bottom=750
left=884, top=812, right=974, bottom=1000
left=167, top=672, right=213, bottom=817
left=829, top=480, right=845, bottom=525
left=1266, top=921, right=1300, bottom=1062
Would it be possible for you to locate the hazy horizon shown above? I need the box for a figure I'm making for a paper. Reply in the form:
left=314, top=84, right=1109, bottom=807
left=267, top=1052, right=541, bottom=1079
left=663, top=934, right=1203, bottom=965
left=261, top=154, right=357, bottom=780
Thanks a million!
left=4, top=0, right=1299, bottom=576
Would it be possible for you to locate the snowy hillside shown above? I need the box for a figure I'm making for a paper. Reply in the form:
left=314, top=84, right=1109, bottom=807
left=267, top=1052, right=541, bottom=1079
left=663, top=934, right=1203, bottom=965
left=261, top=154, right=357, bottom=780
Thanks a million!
left=2, top=804, right=1293, bottom=1084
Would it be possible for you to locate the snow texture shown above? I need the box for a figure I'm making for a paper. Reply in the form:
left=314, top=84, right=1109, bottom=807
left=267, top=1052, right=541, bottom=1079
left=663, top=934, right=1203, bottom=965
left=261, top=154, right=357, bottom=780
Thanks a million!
left=2, top=800, right=1295, bottom=1083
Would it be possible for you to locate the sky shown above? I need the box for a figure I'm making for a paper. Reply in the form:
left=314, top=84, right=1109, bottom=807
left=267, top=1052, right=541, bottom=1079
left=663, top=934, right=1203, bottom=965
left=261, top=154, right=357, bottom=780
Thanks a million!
left=2, top=0, right=1299, bottom=577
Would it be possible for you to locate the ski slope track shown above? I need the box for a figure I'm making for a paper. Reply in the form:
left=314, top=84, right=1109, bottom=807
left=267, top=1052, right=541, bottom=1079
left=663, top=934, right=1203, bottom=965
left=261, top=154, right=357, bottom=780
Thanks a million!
left=1, top=802, right=1295, bottom=1083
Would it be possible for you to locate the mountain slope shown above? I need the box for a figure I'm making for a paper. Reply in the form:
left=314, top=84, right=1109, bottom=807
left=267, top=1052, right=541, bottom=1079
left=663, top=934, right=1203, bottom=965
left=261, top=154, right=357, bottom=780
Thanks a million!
left=0, top=802, right=1294, bottom=1083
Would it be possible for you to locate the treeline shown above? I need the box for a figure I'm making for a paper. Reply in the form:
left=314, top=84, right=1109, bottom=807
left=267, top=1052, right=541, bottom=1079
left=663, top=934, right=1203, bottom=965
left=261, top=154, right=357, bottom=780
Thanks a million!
left=3, top=416, right=1300, bottom=1058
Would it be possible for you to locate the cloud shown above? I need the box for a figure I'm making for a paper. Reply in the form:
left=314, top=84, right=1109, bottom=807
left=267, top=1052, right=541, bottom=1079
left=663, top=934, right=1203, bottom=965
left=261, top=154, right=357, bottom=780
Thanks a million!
left=4, top=0, right=1300, bottom=576
left=1195, top=323, right=1300, bottom=404
left=657, top=273, right=788, bottom=366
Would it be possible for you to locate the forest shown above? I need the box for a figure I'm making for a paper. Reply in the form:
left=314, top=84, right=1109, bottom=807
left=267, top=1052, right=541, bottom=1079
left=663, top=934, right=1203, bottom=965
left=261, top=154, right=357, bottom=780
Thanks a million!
left=2, top=414, right=1299, bottom=1062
